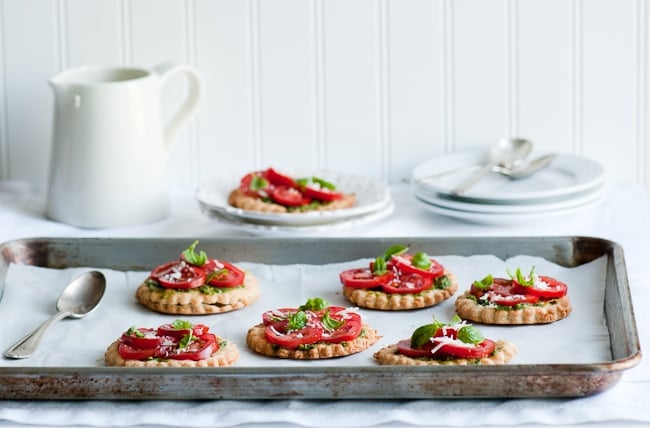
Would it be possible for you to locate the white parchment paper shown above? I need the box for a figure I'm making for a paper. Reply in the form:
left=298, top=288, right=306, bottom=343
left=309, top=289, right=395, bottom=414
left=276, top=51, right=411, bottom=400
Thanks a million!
left=0, top=254, right=610, bottom=368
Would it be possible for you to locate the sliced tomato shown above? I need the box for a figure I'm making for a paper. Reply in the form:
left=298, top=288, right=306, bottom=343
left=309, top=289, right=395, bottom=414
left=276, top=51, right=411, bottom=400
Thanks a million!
left=117, top=342, right=159, bottom=360
left=120, top=328, right=162, bottom=350
left=485, top=290, right=539, bottom=306
left=390, top=254, right=444, bottom=279
left=270, top=185, right=307, bottom=206
left=382, top=272, right=433, bottom=294
left=166, top=333, right=217, bottom=361
left=321, top=310, right=362, bottom=343
left=396, top=339, right=435, bottom=358
left=513, top=275, right=568, bottom=299
left=264, top=325, right=323, bottom=350
left=157, top=323, right=210, bottom=339
left=302, top=185, right=343, bottom=202
left=150, top=260, right=206, bottom=289
left=204, top=260, right=246, bottom=287
left=266, top=168, right=296, bottom=188
left=261, top=308, right=295, bottom=326
left=433, top=338, right=496, bottom=359
left=240, top=171, right=270, bottom=197
left=339, top=268, right=395, bottom=289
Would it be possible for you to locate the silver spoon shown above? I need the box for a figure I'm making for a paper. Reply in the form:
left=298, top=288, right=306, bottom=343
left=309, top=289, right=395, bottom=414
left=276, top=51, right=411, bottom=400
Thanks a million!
left=450, top=138, right=533, bottom=195
left=4, top=270, right=106, bottom=359
left=492, top=153, right=557, bottom=179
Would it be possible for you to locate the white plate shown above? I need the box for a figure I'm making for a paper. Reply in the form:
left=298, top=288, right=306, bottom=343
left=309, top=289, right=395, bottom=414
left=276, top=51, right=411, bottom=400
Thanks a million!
left=413, top=182, right=605, bottom=214
left=415, top=193, right=604, bottom=225
left=412, top=152, right=605, bottom=204
left=196, top=170, right=392, bottom=226
left=200, top=201, right=395, bottom=235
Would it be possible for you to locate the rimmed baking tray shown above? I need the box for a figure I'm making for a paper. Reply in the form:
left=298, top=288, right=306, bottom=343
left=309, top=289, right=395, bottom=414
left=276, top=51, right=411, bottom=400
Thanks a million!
left=0, top=236, right=641, bottom=399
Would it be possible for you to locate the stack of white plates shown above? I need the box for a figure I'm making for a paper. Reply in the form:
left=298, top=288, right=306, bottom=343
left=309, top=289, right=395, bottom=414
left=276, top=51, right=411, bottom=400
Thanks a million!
left=410, top=152, right=605, bottom=223
left=196, top=170, right=394, bottom=234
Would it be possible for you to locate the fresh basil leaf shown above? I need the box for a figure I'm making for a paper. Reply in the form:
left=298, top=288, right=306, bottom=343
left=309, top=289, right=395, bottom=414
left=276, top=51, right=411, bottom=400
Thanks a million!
left=182, top=240, right=207, bottom=266
left=250, top=175, right=269, bottom=191
left=312, top=176, right=336, bottom=190
left=179, top=332, right=193, bottom=349
left=172, top=319, right=193, bottom=330
left=472, top=274, right=494, bottom=290
left=410, top=323, right=436, bottom=348
left=287, top=311, right=308, bottom=331
left=126, top=326, right=145, bottom=338
left=321, top=310, right=344, bottom=331
left=372, top=257, right=387, bottom=275
left=411, top=252, right=432, bottom=270
left=457, top=325, right=484, bottom=345
left=382, top=245, right=409, bottom=261
left=507, top=266, right=535, bottom=286
left=295, top=178, right=309, bottom=188
left=205, top=268, right=228, bottom=283
left=299, top=297, right=329, bottom=311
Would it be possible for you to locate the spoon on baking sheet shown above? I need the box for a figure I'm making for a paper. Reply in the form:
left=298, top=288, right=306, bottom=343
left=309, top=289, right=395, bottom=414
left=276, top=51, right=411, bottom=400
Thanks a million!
left=3, top=271, right=106, bottom=359
left=450, top=138, right=533, bottom=195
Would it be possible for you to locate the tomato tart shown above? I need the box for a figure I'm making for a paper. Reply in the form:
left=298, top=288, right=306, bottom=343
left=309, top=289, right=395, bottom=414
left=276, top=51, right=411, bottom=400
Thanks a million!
left=454, top=267, right=572, bottom=324
left=135, top=241, right=260, bottom=315
left=374, top=315, right=517, bottom=366
left=104, top=319, right=239, bottom=367
left=246, top=297, right=381, bottom=359
left=228, top=167, right=356, bottom=213
left=339, top=245, right=457, bottom=310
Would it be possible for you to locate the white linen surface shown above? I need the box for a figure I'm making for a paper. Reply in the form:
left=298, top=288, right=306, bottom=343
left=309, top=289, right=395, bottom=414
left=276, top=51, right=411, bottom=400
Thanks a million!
left=0, top=181, right=648, bottom=428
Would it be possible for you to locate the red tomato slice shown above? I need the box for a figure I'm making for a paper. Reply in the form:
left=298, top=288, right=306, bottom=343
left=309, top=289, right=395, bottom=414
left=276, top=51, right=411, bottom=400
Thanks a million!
left=150, top=261, right=206, bottom=289
left=396, top=339, right=436, bottom=358
left=390, top=254, right=444, bottom=279
left=339, top=268, right=395, bottom=289
left=117, top=342, right=159, bottom=360
left=204, top=260, right=246, bottom=287
left=266, top=168, right=296, bottom=188
left=164, top=333, right=217, bottom=361
left=120, top=328, right=162, bottom=350
left=240, top=171, right=270, bottom=197
left=302, top=185, right=343, bottom=202
left=382, top=272, right=433, bottom=294
left=264, top=325, right=323, bottom=350
left=157, top=323, right=210, bottom=339
left=270, top=185, right=307, bottom=206
left=321, top=310, right=362, bottom=343
left=434, top=338, right=496, bottom=359
left=513, top=275, right=568, bottom=299
left=486, top=290, right=539, bottom=306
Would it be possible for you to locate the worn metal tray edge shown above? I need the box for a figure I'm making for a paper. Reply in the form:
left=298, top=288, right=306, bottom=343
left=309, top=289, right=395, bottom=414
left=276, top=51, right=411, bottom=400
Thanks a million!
left=0, top=236, right=642, bottom=400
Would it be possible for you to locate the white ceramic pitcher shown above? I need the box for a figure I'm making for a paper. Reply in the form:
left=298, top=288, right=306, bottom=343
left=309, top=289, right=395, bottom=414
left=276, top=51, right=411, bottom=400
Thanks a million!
left=46, top=62, right=202, bottom=228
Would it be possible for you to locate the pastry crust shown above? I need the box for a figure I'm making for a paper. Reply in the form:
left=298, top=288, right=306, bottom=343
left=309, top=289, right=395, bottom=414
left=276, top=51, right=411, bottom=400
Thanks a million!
left=373, top=339, right=517, bottom=366
left=104, top=338, right=239, bottom=367
left=342, top=271, right=458, bottom=310
left=454, top=291, right=572, bottom=324
left=135, top=272, right=260, bottom=315
left=246, top=323, right=381, bottom=359
left=228, top=188, right=356, bottom=213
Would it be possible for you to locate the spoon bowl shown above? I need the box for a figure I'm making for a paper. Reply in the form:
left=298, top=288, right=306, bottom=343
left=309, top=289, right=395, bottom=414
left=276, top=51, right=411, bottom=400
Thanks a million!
left=450, top=138, right=533, bottom=194
left=3, top=270, right=106, bottom=359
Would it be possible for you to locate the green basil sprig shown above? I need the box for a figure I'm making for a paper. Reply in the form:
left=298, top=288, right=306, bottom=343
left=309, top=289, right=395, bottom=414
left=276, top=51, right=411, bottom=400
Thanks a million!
left=472, top=274, right=494, bottom=290
left=507, top=266, right=536, bottom=287
left=182, top=240, right=207, bottom=266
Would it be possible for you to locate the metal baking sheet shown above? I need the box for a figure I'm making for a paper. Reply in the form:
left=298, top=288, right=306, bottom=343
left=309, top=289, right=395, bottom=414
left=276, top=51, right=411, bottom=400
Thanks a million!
left=0, top=236, right=641, bottom=399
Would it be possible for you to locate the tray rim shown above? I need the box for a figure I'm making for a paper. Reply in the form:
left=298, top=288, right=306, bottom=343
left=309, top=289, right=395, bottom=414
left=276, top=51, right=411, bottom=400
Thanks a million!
left=0, top=235, right=642, bottom=400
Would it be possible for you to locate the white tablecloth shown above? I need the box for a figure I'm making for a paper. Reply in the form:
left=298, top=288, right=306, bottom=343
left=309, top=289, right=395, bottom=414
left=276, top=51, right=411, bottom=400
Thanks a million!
left=0, top=181, right=648, bottom=428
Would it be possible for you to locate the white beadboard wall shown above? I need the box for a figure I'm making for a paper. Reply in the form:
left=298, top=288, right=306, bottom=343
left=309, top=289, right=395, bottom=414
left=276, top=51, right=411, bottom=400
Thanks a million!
left=0, top=0, right=648, bottom=191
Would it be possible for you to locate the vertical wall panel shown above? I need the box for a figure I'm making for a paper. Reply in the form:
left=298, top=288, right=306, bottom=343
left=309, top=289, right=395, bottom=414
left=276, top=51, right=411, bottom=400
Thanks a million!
left=194, top=0, right=253, bottom=181
left=257, top=0, right=316, bottom=170
left=452, top=0, right=508, bottom=149
left=66, top=0, right=122, bottom=67
left=581, top=0, right=638, bottom=184
left=517, top=0, right=573, bottom=154
left=323, top=0, right=382, bottom=180
left=387, top=0, right=443, bottom=182
left=2, top=0, right=58, bottom=183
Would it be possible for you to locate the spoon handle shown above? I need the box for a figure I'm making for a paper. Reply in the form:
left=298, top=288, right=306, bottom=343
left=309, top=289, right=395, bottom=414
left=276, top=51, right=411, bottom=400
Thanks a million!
left=450, top=163, right=494, bottom=195
left=3, top=311, right=71, bottom=359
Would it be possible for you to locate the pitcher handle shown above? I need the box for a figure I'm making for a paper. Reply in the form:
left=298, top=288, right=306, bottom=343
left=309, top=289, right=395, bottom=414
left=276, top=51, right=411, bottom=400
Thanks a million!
left=154, top=62, right=203, bottom=149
